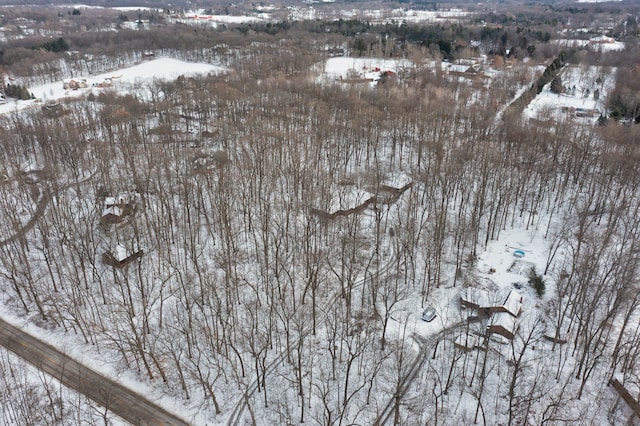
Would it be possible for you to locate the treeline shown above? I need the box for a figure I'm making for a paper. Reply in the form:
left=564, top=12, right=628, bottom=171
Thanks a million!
left=476, top=2, right=638, bottom=31
left=506, top=50, right=568, bottom=113
left=237, top=19, right=556, bottom=60
left=607, top=66, right=640, bottom=122
left=0, top=13, right=563, bottom=79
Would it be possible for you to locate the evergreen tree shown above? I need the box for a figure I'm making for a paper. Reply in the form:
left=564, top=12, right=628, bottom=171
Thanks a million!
left=550, top=75, right=563, bottom=94
left=5, top=84, right=33, bottom=100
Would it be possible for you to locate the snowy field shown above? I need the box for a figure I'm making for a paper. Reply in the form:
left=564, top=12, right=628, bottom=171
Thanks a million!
left=318, top=57, right=414, bottom=87
left=286, top=7, right=471, bottom=23
left=554, top=37, right=625, bottom=52
left=177, top=11, right=269, bottom=25
left=371, top=8, right=471, bottom=24
left=0, top=58, right=225, bottom=115
left=524, top=64, right=616, bottom=122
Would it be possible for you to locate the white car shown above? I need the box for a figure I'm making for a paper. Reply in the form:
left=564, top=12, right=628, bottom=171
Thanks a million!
left=421, top=306, right=437, bottom=322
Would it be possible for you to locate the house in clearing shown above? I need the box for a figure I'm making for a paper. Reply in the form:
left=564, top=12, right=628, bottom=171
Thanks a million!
left=461, top=288, right=522, bottom=316
left=491, top=290, right=523, bottom=317
left=486, top=290, right=523, bottom=339
left=460, top=287, right=523, bottom=341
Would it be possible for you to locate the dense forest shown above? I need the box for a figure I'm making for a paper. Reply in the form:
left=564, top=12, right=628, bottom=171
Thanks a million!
left=1, top=4, right=640, bottom=425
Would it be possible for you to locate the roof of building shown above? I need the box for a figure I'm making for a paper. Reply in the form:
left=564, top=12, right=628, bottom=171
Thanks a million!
left=488, top=311, right=518, bottom=335
left=461, top=287, right=491, bottom=307
left=502, top=290, right=523, bottom=317
left=102, top=205, right=123, bottom=217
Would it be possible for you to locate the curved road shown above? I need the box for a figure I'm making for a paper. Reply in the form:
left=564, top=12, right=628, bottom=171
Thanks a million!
left=0, top=172, right=96, bottom=248
left=0, top=317, right=189, bottom=426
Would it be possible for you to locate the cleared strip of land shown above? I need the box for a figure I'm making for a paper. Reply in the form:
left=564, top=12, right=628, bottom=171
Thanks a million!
left=0, top=317, right=189, bottom=426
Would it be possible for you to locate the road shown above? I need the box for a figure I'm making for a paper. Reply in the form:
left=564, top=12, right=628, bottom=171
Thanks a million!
left=0, top=317, right=189, bottom=426
left=0, top=172, right=96, bottom=248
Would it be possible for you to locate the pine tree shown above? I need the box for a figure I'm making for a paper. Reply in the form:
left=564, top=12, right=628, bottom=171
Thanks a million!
left=550, top=75, right=563, bottom=94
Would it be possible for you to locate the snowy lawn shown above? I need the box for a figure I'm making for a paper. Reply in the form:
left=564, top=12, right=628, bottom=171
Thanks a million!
left=524, top=64, right=616, bottom=123
left=0, top=58, right=226, bottom=115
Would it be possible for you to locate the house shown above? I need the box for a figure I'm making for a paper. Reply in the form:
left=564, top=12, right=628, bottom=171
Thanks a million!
left=590, top=35, right=615, bottom=45
left=100, top=193, right=136, bottom=225
left=460, top=287, right=491, bottom=311
left=461, top=287, right=523, bottom=340
left=447, top=62, right=486, bottom=80
left=326, top=47, right=345, bottom=57
left=491, top=290, right=523, bottom=317
left=488, top=312, right=518, bottom=340
left=485, top=290, right=523, bottom=340
left=96, top=78, right=113, bottom=88
left=101, top=205, right=124, bottom=224
left=102, top=244, right=144, bottom=269
left=575, top=108, right=599, bottom=118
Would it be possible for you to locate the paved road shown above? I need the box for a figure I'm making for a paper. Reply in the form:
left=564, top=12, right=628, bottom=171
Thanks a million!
left=0, top=317, right=189, bottom=426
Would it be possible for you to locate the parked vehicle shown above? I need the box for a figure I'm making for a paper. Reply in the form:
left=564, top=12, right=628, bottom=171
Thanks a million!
left=421, top=305, right=437, bottom=322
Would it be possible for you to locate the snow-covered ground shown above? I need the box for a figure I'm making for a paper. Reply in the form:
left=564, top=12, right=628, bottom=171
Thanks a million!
left=178, top=11, right=269, bottom=25
left=0, top=48, right=636, bottom=425
left=318, top=57, right=413, bottom=87
left=524, top=64, right=616, bottom=122
left=0, top=313, right=202, bottom=424
left=371, top=8, right=471, bottom=24
left=0, top=58, right=225, bottom=115
left=554, top=37, right=625, bottom=52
